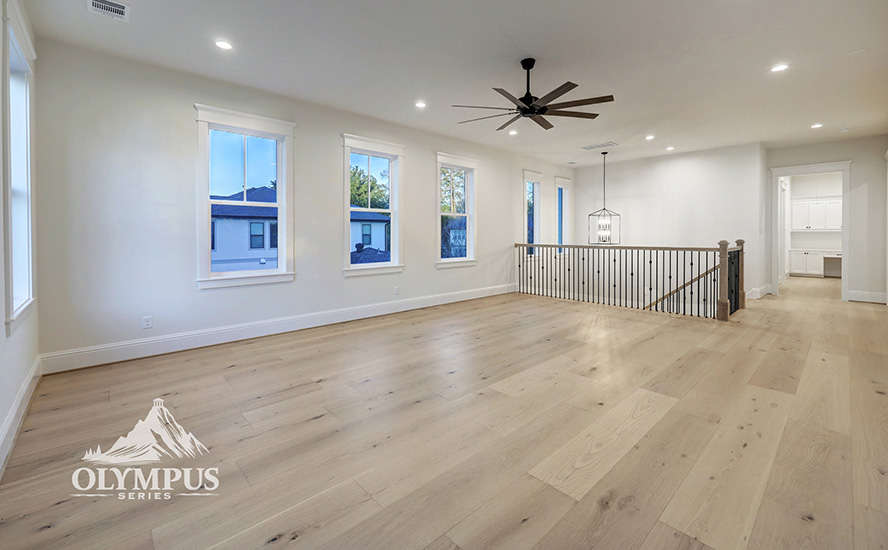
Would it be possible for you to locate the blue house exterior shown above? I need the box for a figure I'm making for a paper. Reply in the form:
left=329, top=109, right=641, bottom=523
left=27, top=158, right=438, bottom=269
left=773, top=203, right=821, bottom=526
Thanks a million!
left=350, top=206, right=390, bottom=264
left=211, top=187, right=278, bottom=272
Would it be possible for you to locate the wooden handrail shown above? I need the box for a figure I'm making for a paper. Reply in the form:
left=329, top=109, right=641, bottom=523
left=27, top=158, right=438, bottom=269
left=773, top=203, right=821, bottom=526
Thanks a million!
left=645, top=265, right=719, bottom=310
left=514, top=243, right=720, bottom=253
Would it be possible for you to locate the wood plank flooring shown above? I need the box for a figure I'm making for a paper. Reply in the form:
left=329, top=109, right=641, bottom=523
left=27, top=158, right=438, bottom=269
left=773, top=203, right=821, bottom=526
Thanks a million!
left=1, top=277, right=886, bottom=549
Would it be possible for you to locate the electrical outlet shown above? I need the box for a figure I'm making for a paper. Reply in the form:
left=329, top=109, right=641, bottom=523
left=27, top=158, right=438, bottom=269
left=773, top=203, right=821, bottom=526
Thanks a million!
left=394, top=286, right=399, bottom=295
left=142, top=316, right=153, bottom=329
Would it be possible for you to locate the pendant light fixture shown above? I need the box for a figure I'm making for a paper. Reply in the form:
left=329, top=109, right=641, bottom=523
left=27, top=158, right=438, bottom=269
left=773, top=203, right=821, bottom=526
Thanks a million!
left=588, top=151, right=621, bottom=244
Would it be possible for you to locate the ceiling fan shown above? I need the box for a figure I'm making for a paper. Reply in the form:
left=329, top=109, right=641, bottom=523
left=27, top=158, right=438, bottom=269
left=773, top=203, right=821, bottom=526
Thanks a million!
left=453, top=58, right=614, bottom=131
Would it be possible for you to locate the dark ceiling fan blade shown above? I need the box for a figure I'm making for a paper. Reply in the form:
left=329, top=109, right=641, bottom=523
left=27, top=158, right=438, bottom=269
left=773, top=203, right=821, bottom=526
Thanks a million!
left=531, top=115, right=554, bottom=130
left=493, top=88, right=526, bottom=108
left=545, top=95, right=614, bottom=110
left=452, top=105, right=515, bottom=110
left=545, top=111, right=600, bottom=119
left=458, top=112, right=514, bottom=124
left=533, top=81, right=578, bottom=108
left=496, top=115, right=522, bottom=131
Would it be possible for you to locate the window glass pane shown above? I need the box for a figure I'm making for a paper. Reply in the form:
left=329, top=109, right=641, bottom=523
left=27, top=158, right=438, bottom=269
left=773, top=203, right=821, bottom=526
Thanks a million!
left=361, top=223, right=372, bottom=245
left=270, top=222, right=278, bottom=249
left=441, top=215, right=467, bottom=258
left=369, top=156, right=390, bottom=210
left=350, top=211, right=391, bottom=264
left=557, top=187, right=563, bottom=245
left=250, top=222, right=265, bottom=249
left=526, top=181, right=535, bottom=245
left=10, top=69, right=30, bottom=310
left=210, top=206, right=278, bottom=272
left=440, top=167, right=466, bottom=214
left=246, top=136, right=277, bottom=203
left=210, top=130, right=245, bottom=200
left=349, top=153, right=370, bottom=208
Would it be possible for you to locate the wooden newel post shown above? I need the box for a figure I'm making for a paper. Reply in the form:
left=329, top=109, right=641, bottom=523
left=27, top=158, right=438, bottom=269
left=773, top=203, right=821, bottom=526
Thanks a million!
left=735, top=239, right=746, bottom=309
left=717, top=240, right=729, bottom=321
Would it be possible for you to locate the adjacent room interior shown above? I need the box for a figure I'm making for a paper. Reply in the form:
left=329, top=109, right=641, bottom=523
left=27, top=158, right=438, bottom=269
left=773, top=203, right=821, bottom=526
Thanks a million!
left=1, top=0, right=887, bottom=549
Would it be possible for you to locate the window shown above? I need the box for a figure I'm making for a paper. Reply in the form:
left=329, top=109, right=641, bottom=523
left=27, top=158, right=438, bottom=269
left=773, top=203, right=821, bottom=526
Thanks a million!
left=555, top=176, right=571, bottom=250
left=524, top=171, right=541, bottom=254
left=250, top=222, right=265, bottom=249
left=343, top=134, right=404, bottom=275
left=361, top=224, right=372, bottom=246
left=4, top=21, right=35, bottom=333
left=195, top=104, right=296, bottom=288
left=437, top=153, right=477, bottom=266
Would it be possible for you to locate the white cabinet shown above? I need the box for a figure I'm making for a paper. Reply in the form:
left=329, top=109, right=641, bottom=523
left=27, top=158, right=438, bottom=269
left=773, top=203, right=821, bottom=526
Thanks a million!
left=824, top=200, right=842, bottom=229
left=790, top=251, right=824, bottom=276
left=791, top=199, right=841, bottom=230
left=791, top=202, right=809, bottom=230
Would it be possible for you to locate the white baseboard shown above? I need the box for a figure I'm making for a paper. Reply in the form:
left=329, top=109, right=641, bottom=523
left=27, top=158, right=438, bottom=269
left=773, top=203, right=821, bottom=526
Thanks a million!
left=41, top=283, right=518, bottom=374
left=847, top=290, right=888, bottom=304
left=0, top=356, right=41, bottom=481
left=747, top=285, right=772, bottom=300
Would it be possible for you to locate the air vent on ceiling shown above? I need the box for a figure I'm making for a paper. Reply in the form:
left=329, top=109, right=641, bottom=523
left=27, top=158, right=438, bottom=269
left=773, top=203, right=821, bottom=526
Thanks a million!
left=88, top=0, right=129, bottom=21
left=581, top=141, right=618, bottom=150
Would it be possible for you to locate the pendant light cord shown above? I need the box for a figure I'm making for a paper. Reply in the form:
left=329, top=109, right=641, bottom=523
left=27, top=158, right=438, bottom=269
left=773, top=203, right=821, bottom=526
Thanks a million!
left=602, top=151, right=608, bottom=208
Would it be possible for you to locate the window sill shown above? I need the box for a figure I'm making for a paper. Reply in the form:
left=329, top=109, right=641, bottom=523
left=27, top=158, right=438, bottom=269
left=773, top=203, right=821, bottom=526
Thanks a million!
left=436, top=259, right=477, bottom=269
left=6, top=296, right=36, bottom=337
left=198, top=272, right=295, bottom=289
left=343, top=264, right=405, bottom=278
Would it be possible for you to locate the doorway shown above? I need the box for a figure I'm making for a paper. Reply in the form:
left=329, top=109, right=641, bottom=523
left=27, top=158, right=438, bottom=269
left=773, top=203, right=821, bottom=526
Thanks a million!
left=771, top=161, right=851, bottom=301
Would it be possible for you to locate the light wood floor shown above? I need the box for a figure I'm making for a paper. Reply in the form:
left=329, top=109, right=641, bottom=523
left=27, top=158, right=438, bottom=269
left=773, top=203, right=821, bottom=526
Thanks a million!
left=1, top=277, right=887, bottom=549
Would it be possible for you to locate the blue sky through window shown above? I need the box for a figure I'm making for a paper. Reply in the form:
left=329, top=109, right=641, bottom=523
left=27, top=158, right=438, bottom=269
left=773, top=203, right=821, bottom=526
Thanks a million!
left=210, top=130, right=277, bottom=202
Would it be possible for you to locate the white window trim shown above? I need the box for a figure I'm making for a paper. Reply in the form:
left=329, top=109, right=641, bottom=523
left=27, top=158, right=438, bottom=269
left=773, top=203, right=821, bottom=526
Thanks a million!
left=343, top=134, right=405, bottom=277
left=194, top=104, right=297, bottom=289
left=523, top=170, right=542, bottom=251
left=3, top=0, right=36, bottom=336
left=555, top=176, right=571, bottom=248
left=436, top=152, right=477, bottom=268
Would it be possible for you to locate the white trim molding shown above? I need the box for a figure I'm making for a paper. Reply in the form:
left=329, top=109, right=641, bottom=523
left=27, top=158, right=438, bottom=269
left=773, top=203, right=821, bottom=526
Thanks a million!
left=847, top=291, right=887, bottom=305
left=194, top=104, right=297, bottom=289
left=770, top=161, right=852, bottom=301
left=437, top=152, right=477, bottom=264
left=0, top=354, right=40, bottom=480
left=343, top=134, right=405, bottom=274
left=40, top=283, right=517, bottom=374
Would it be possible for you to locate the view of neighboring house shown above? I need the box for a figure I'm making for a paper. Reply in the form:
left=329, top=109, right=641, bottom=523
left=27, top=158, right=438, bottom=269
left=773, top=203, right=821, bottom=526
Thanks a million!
left=440, top=215, right=467, bottom=258
left=350, top=206, right=390, bottom=264
left=211, top=187, right=278, bottom=272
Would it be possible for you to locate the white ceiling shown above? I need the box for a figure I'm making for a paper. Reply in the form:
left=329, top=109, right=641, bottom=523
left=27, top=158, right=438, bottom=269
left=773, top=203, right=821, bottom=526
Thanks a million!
left=24, top=0, right=888, bottom=165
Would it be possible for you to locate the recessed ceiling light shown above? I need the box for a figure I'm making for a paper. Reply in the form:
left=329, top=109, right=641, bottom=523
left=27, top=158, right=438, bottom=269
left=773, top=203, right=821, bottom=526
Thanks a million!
left=810, top=123, right=823, bottom=129
left=645, top=135, right=655, bottom=140
left=771, top=64, right=789, bottom=72
left=666, top=146, right=675, bottom=151
left=509, top=130, right=518, bottom=135
left=415, top=101, right=426, bottom=109
left=215, top=40, right=232, bottom=50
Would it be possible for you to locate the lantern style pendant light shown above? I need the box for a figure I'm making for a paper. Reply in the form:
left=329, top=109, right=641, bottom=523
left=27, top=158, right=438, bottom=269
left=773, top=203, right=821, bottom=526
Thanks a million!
left=588, top=152, right=621, bottom=244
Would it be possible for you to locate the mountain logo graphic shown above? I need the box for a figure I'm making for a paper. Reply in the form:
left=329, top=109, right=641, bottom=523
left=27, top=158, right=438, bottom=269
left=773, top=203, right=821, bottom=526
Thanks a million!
left=82, top=398, right=209, bottom=465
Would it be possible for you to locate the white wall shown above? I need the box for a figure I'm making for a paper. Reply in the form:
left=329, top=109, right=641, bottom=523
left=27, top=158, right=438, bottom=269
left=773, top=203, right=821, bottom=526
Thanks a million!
left=768, top=135, right=888, bottom=301
left=573, top=143, right=771, bottom=295
left=33, top=39, right=572, bottom=371
left=0, top=0, right=40, bottom=475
